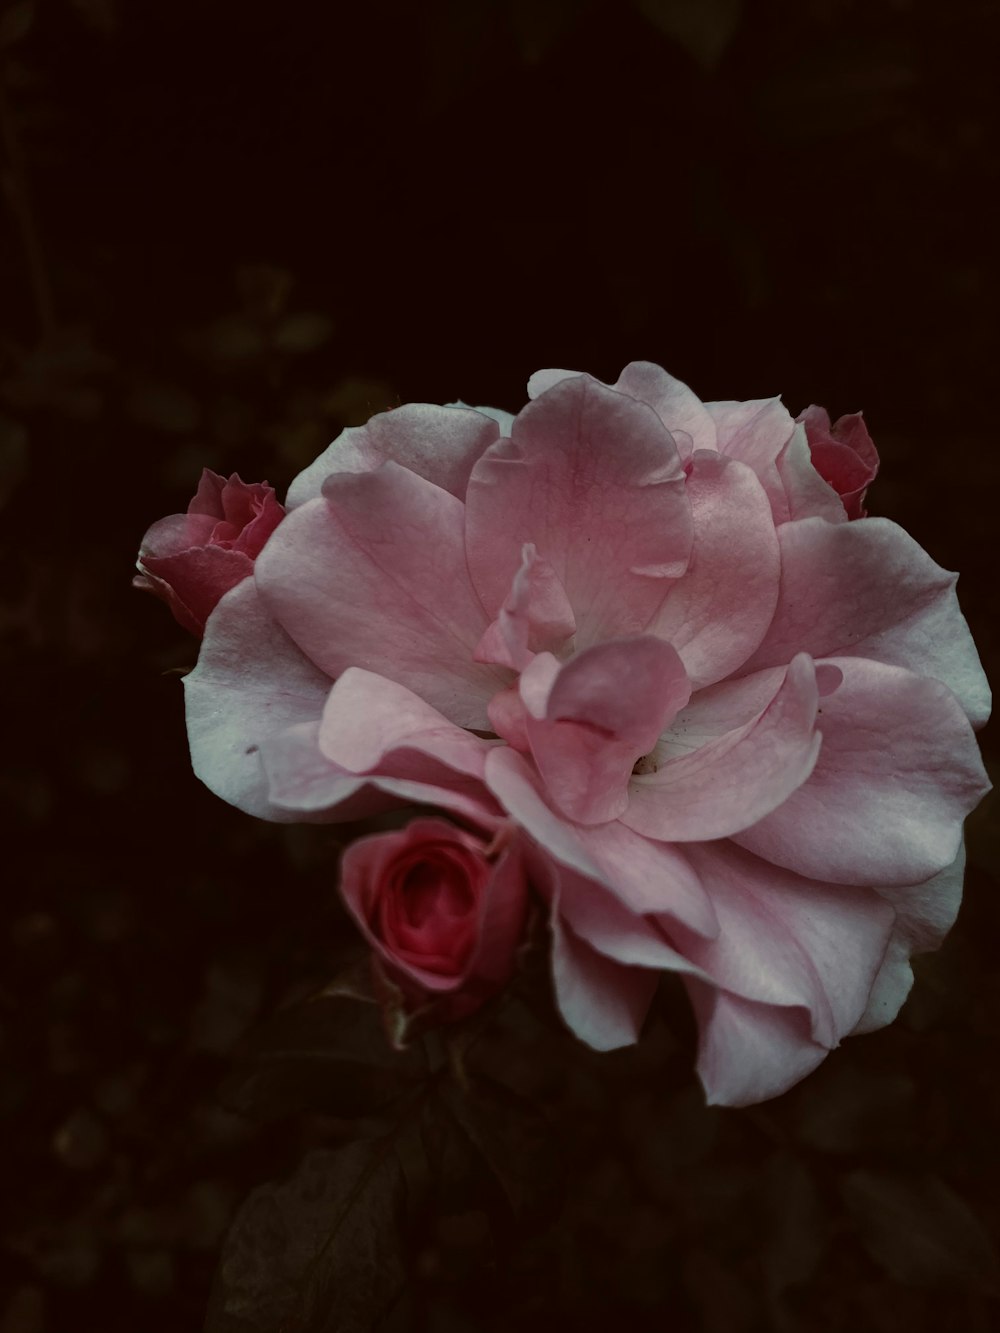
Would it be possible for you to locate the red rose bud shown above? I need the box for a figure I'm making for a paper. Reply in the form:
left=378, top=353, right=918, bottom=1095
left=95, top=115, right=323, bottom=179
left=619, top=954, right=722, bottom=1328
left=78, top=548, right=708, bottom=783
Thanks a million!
left=796, top=405, right=879, bottom=519
left=339, top=818, right=528, bottom=1033
left=134, top=469, right=285, bottom=635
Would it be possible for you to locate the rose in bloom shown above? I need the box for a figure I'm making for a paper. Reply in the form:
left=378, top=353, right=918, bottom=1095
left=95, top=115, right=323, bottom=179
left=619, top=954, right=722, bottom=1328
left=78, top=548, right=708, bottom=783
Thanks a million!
left=340, top=817, right=528, bottom=1035
left=134, top=469, right=285, bottom=635
left=182, top=363, right=990, bottom=1106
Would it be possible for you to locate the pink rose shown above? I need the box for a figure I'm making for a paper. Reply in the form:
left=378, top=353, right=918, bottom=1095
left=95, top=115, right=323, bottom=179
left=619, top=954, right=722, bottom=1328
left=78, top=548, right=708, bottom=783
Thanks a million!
left=134, top=469, right=285, bottom=635
left=340, top=818, right=528, bottom=1033
left=182, top=363, right=990, bottom=1106
left=796, top=404, right=879, bottom=519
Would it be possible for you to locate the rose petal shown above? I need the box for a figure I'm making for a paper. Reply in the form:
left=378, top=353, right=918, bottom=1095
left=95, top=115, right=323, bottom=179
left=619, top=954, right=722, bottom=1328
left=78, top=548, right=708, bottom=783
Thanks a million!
left=648, top=452, right=780, bottom=687
left=679, top=841, right=894, bottom=1047
left=775, top=423, right=847, bottom=525
left=183, top=578, right=332, bottom=819
left=686, top=982, right=829, bottom=1108
left=318, top=668, right=493, bottom=778
left=525, top=636, right=691, bottom=825
left=742, top=516, right=991, bottom=728
left=550, top=910, right=659, bottom=1052
left=285, top=403, right=500, bottom=508
left=852, top=844, right=966, bottom=1035
left=705, top=396, right=797, bottom=524
left=622, top=654, right=822, bottom=841
left=256, top=465, right=506, bottom=728
left=465, top=375, right=693, bottom=644
left=733, top=657, right=990, bottom=886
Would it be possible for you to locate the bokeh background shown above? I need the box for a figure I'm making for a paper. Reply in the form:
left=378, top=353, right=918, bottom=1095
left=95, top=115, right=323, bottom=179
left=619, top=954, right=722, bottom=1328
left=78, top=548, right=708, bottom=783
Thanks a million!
left=2, top=0, right=999, bottom=1329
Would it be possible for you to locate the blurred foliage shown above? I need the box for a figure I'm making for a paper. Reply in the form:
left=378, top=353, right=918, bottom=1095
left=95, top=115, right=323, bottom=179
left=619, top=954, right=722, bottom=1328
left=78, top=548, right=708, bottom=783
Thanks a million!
left=1, top=0, right=998, bottom=1329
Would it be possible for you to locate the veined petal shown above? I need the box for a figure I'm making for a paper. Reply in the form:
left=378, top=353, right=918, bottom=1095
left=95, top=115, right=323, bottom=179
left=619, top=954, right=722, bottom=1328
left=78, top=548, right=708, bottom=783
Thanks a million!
left=285, top=403, right=499, bottom=508
left=256, top=464, right=506, bottom=729
left=465, top=375, right=693, bottom=645
left=648, top=452, right=780, bottom=688
left=622, top=654, right=823, bottom=841
left=743, top=516, right=991, bottom=728
left=733, top=658, right=990, bottom=886
left=184, top=579, right=332, bottom=821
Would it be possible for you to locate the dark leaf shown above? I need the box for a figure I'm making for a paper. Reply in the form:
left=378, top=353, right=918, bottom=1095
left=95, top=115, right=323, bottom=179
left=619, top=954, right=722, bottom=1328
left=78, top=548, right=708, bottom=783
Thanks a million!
left=219, top=992, right=425, bottom=1123
left=206, top=1141, right=406, bottom=1333
left=842, top=1170, right=1000, bottom=1293
left=440, top=1074, right=556, bottom=1218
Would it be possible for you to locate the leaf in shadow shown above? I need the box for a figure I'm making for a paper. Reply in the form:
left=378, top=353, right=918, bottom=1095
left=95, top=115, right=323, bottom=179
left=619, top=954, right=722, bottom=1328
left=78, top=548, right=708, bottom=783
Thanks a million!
left=206, top=1140, right=407, bottom=1333
left=219, top=992, right=425, bottom=1124
left=842, top=1170, right=1000, bottom=1294
left=439, top=1074, right=559, bottom=1220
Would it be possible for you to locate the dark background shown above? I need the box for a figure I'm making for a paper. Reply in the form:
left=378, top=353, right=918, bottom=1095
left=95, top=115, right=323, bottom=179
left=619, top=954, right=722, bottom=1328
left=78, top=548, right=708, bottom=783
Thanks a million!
left=2, top=0, right=999, bottom=1329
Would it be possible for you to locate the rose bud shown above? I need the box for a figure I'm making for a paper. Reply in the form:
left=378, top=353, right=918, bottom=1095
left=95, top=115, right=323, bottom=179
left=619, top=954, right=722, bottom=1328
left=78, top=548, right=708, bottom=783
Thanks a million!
left=796, top=404, right=879, bottom=519
left=134, top=469, right=284, bottom=635
left=339, top=818, right=528, bottom=1035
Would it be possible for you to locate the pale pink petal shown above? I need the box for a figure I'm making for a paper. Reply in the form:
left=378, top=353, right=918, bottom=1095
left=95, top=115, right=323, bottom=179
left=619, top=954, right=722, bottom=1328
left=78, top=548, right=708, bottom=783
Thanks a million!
left=612, top=361, right=718, bottom=457
left=484, top=746, right=605, bottom=882
left=285, top=403, right=500, bottom=508
left=573, top=822, right=718, bottom=938
left=318, top=668, right=493, bottom=778
left=775, top=423, right=847, bottom=525
left=256, top=465, right=506, bottom=728
left=550, top=911, right=659, bottom=1051
left=742, top=516, right=991, bottom=728
left=473, top=543, right=576, bottom=671
left=647, top=453, right=780, bottom=688
left=687, top=983, right=829, bottom=1108
left=465, top=375, right=693, bottom=644
left=733, top=658, right=990, bottom=886
left=260, top=719, right=504, bottom=829
left=554, top=868, right=706, bottom=976
left=525, top=636, right=691, bottom=825
left=680, top=841, right=894, bottom=1047
left=183, top=579, right=332, bottom=820
left=622, top=654, right=822, bottom=841
left=445, top=400, right=516, bottom=437
left=706, top=396, right=797, bottom=524
left=853, top=845, right=966, bottom=1035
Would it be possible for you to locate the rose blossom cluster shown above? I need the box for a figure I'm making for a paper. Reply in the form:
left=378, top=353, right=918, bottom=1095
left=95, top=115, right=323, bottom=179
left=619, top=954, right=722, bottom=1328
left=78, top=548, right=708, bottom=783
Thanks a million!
left=137, top=362, right=990, bottom=1106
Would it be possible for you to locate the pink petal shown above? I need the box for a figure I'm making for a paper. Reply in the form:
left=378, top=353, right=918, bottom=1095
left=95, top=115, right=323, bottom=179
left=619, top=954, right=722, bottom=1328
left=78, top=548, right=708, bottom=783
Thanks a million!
left=484, top=746, right=605, bottom=882
left=285, top=403, right=500, bottom=508
left=686, top=983, right=829, bottom=1108
left=622, top=654, right=822, bottom=841
left=647, top=452, right=780, bottom=688
left=742, top=516, right=991, bottom=728
left=183, top=578, right=332, bottom=820
left=775, top=424, right=847, bottom=525
left=852, top=844, right=966, bottom=1035
left=260, top=720, right=504, bottom=829
left=473, top=543, right=576, bottom=671
left=137, top=545, right=254, bottom=635
left=612, top=361, right=718, bottom=457
left=524, top=636, right=691, bottom=825
left=483, top=749, right=718, bottom=940
left=573, top=822, right=718, bottom=938
left=465, top=375, right=693, bottom=645
left=255, top=465, right=506, bottom=729
left=550, top=910, right=659, bottom=1052
left=553, top=867, right=705, bottom=976
left=680, top=841, right=894, bottom=1048
left=318, top=668, right=493, bottom=778
left=527, top=362, right=718, bottom=460
left=706, top=396, right=798, bottom=524
left=733, top=657, right=990, bottom=886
